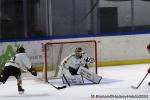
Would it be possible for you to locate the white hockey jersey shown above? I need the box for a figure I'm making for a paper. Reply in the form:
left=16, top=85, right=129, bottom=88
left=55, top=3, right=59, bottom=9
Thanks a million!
left=5, top=53, right=32, bottom=71
left=57, top=52, right=94, bottom=78
left=61, top=52, right=88, bottom=70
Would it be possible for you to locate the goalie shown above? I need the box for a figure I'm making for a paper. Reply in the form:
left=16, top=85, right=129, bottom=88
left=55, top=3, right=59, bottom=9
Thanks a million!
left=57, top=47, right=102, bottom=85
left=0, top=46, right=37, bottom=94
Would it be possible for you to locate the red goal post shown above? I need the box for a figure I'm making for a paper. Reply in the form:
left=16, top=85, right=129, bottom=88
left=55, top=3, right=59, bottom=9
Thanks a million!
left=43, top=40, right=98, bottom=81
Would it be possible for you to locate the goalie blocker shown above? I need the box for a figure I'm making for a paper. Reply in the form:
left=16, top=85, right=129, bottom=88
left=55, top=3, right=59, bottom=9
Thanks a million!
left=62, top=67, right=102, bottom=85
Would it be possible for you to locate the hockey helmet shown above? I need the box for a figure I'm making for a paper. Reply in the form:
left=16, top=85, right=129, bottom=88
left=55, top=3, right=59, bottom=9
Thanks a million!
left=75, top=47, right=82, bottom=52
left=75, top=47, right=82, bottom=58
left=17, top=46, right=25, bottom=53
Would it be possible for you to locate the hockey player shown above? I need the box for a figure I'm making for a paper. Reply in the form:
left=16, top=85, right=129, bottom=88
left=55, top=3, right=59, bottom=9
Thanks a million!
left=58, top=47, right=102, bottom=85
left=147, top=44, right=150, bottom=54
left=58, top=47, right=92, bottom=76
left=147, top=44, right=150, bottom=85
left=0, top=46, right=37, bottom=94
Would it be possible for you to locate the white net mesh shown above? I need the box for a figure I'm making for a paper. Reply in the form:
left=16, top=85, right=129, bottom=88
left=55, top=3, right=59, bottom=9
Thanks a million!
left=44, top=40, right=97, bottom=81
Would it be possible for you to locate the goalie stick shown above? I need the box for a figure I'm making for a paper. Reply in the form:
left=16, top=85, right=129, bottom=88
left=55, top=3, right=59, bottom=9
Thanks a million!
left=131, top=72, right=148, bottom=89
left=47, top=81, right=66, bottom=90
left=62, top=74, right=70, bottom=86
left=36, top=73, right=67, bottom=90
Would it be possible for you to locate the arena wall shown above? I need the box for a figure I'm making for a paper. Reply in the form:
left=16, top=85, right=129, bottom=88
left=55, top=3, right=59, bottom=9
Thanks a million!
left=0, top=33, right=150, bottom=69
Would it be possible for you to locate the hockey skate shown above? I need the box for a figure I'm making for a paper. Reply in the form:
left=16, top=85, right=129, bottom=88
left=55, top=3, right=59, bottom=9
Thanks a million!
left=148, top=82, right=150, bottom=86
left=18, top=86, right=25, bottom=94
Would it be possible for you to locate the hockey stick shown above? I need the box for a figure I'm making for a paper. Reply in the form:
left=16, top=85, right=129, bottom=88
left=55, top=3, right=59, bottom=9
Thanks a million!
left=131, top=72, right=148, bottom=89
left=62, top=74, right=70, bottom=86
left=36, top=73, right=66, bottom=90
left=47, top=81, right=66, bottom=90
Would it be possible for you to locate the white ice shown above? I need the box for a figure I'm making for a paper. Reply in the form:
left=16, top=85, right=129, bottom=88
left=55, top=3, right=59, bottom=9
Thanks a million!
left=1, top=64, right=150, bottom=100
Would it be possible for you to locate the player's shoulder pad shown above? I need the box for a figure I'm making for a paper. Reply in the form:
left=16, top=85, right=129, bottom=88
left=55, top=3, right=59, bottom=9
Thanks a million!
left=63, top=54, right=73, bottom=64
left=81, top=52, right=87, bottom=57
left=81, top=52, right=87, bottom=55
left=67, top=54, right=75, bottom=59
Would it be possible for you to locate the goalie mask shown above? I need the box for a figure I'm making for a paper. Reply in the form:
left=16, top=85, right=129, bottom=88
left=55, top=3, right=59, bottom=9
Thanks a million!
left=17, top=46, right=25, bottom=53
left=75, top=47, right=82, bottom=58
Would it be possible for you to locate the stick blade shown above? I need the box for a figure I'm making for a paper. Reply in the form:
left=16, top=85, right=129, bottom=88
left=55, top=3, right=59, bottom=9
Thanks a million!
left=131, top=85, right=138, bottom=89
left=57, top=86, right=67, bottom=90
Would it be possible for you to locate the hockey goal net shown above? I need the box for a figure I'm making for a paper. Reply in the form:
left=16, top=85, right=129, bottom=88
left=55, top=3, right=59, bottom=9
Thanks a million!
left=43, top=40, right=97, bottom=81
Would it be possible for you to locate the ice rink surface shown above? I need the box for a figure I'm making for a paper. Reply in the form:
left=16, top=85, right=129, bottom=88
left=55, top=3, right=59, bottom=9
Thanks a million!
left=1, top=64, right=150, bottom=100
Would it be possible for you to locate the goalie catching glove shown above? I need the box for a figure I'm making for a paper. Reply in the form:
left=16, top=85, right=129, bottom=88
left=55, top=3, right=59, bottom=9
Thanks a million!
left=27, top=67, right=37, bottom=76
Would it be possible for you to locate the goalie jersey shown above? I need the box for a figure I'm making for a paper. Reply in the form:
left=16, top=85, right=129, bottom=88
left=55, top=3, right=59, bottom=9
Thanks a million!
left=57, top=52, right=94, bottom=77
left=62, top=52, right=93, bottom=69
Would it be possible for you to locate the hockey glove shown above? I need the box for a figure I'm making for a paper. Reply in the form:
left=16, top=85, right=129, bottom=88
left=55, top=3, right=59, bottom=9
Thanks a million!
left=147, top=68, right=150, bottom=73
left=86, top=57, right=94, bottom=63
left=28, top=67, right=37, bottom=76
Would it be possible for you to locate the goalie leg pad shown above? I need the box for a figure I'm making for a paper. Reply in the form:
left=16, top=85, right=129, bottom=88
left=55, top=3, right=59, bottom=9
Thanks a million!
left=77, top=67, right=102, bottom=84
left=62, top=75, right=84, bottom=85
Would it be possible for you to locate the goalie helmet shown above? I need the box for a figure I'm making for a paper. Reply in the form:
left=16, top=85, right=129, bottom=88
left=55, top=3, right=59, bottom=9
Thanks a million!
left=75, top=47, right=82, bottom=58
left=75, top=47, right=82, bottom=52
left=17, top=46, right=25, bottom=53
